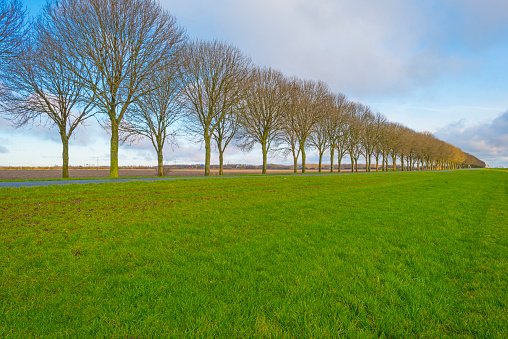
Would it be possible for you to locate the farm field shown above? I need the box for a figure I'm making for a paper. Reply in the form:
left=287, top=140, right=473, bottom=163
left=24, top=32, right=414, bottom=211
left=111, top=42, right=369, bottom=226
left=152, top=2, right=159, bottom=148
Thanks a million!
left=1, top=169, right=507, bottom=337
left=0, top=168, right=332, bottom=181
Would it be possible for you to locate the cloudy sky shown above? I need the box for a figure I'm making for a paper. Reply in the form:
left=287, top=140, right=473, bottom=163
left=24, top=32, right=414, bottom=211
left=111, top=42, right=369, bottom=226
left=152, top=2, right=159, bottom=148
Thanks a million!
left=1, top=0, right=507, bottom=167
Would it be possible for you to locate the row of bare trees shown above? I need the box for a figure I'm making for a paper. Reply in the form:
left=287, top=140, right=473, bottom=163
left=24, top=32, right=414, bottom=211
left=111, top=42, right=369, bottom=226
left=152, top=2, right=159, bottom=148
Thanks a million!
left=0, top=0, right=484, bottom=178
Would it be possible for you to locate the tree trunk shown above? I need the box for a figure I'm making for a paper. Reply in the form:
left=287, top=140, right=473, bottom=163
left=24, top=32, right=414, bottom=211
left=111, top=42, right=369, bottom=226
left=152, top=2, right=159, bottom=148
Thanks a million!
left=219, top=150, right=224, bottom=175
left=204, top=136, right=211, bottom=176
left=330, top=148, right=335, bottom=173
left=262, top=141, right=267, bottom=174
left=157, top=147, right=164, bottom=177
left=350, top=154, right=354, bottom=172
left=355, top=159, right=358, bottom=172
left=375, top=157, right=379, bottom=172
left=61, top=133, right=69, bottom=179
left=338, top=156, right=342, bottom=173
left=318, top=151, right=323, bottom=173
left=293, top=153, right=298, bottom=174
left=110, top=120, right=119, bottom=178
left=301, top=147, right=306, bottom=173
left=392, top=154, right=396, bottom=172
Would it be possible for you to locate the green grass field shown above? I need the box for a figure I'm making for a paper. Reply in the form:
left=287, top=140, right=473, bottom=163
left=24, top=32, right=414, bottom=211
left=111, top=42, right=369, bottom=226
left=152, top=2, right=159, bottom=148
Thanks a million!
left=1, top=169, right=507, bottom=338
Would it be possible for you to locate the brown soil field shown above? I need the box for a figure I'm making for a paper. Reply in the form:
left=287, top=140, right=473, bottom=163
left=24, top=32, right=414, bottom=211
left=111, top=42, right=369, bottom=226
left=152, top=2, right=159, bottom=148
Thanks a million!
left=0, top=168, right=338, bottom=180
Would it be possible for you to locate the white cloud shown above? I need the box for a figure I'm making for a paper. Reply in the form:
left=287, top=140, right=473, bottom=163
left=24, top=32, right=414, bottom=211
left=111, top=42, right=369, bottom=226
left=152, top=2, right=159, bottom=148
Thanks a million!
left=162, top=0, right=482, bottom=97
left=435, top=110, right=508, bottom=165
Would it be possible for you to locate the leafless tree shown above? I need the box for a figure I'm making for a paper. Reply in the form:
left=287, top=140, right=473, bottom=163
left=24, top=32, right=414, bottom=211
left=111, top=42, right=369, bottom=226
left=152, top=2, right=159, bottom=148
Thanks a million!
left=212, top=101, right=242, bottom=175
left=284, top=78, right=328, bottom=173
left=374, top=117, right=391, bottom=171
left=308, top=93, right=333, bottom=173
left=372, top=112, right=386, bottom=172
left=0, top=0, right=26, bottom=64
left=324, top=93, right=348, bottom=173
left=281, top=79, right=303, bottom=173
left=1, top=17, right=94, bottom=178
left=121, top=53, right=187, bottom=177
left=238, top=67, right=289, bottom=174
left=345, top=102, right=363, bottom=172
left=39, top=0, right=186, bottom=178
left=281, top=124, right=301, bottom=173
left=383, top=122, right=401, bottom=171
left=358, top=105, right=376, bottom=172
left=181, top=40, right=251, bottom=176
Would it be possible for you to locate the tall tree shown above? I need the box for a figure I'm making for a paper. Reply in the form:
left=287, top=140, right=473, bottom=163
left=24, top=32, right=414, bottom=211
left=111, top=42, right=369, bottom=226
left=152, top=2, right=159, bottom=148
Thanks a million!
left=286, top=78, right=328, bottom=173
left=238, top=67, right=289, bottom=174
left=1, top=16, right=94, bottom=178
left=309, top=92, right=335, bottom=173
left=324, top=93, right=348, bottom=173
left=212, top=102, right=241, bottom=175
left=181, top=40, right=251, bottom=176
left=120, top=54, right=187, bottom=177
left=345, top=102, right=362, bottom=172
left=358, top=105, right=376, bottom=172
left=387, top=122, right=405, bottom=171
left=281, top=125, right=301, bottom=174
left=40, top=0, right=185, bottom=178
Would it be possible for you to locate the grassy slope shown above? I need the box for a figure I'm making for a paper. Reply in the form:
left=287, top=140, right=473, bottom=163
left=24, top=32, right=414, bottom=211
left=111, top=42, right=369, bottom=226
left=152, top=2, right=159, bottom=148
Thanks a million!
left=1, top=169, right=507, bottom=338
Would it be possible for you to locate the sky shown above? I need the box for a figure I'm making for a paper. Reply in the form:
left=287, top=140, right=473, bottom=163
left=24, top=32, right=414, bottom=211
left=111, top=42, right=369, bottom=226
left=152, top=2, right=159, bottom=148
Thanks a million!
left=1, top=0, right=507, bottom=168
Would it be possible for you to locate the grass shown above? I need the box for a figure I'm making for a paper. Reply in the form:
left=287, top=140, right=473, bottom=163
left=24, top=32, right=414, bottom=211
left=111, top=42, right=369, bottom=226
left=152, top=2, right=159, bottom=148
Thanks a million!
left=1, top=169, right=507, bottom=338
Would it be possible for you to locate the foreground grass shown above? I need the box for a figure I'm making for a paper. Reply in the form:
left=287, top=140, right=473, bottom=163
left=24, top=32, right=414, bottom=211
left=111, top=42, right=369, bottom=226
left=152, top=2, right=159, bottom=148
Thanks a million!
left=1, top=169, right=507, bottom=338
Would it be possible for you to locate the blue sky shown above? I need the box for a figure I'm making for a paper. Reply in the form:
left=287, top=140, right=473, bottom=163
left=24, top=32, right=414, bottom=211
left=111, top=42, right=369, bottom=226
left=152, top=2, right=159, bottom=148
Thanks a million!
left=1, top=0, right=507, bottom=167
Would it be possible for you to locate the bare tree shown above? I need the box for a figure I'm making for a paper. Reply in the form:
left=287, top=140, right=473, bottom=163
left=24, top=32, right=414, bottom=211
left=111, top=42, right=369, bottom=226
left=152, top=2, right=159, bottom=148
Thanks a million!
left=309, top=92, right=337, bottom=173
left=281, top=79, right=302, bottom=173
left=181, top=40, right=251, bottom=176
left=212, top=102, right=241, bottom=175
left=238, top=67, right=289, bottom=174
left=121, top=54, right=187, bottom=177
left=40, top=0, right=186, bottom=178
left=285, top=78, right=328, bottom=173
left=324, top=93, right=348, bottom=173
left=281, top=124, right=301, bottom=173
left=374, top=117, right=390, bottom=171
left=345, top=102, right=362, bottom=172
left=1, top=18, right=94, bottom=178
left=0, top=0, right=26, bottom=63
left=386, top=122, right=405, bottom=171
left=358, top=106, right=377, bottom=172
